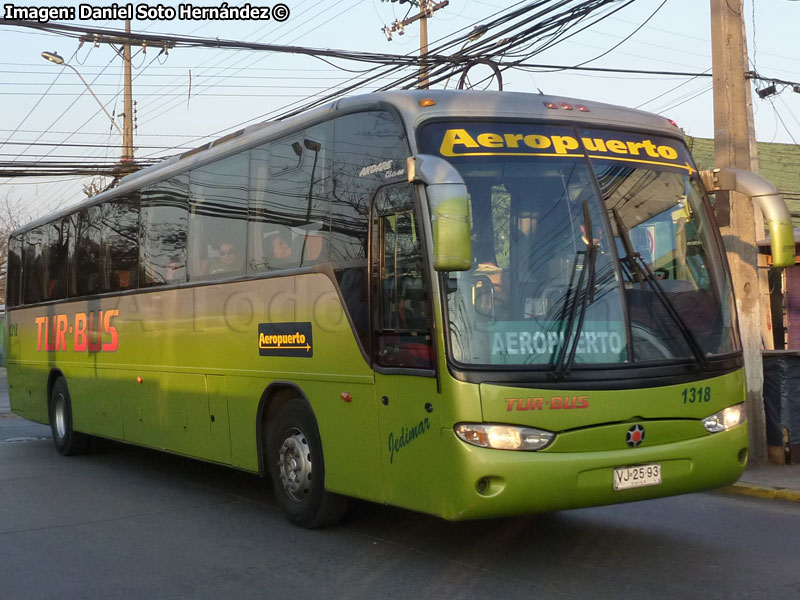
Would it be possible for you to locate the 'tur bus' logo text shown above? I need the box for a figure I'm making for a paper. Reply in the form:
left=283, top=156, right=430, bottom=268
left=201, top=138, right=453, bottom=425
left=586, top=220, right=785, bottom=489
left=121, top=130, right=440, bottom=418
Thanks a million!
left=506, top=396, right=589, bottom=411
left=35, top=310, right=119, bottom=352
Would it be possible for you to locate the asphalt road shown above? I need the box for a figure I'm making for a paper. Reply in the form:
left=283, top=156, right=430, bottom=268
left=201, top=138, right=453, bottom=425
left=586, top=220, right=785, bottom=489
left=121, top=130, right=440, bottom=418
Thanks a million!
left=1, top=383, right=799, bottom=598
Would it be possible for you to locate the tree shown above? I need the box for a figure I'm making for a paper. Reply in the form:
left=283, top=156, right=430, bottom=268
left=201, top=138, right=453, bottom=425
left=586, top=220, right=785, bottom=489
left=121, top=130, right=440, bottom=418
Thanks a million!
left=0, top=188, right=76, bottom=303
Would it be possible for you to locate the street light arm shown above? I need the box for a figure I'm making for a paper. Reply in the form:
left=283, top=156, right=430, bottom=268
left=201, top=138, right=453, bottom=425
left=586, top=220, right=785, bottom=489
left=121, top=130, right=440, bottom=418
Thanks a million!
left=63, top=63, right=124, bottom=136
left=42, top=51, right=123, bottom=136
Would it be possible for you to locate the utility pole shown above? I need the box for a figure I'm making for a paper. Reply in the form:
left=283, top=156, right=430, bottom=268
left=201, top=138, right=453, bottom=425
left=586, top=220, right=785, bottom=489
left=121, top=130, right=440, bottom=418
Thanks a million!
left=418, top=1, right=430, bottom=89
left=122, top=19, right=134, bottom=164
left=380, top=0, right=449, bottom=89
left=710, top=0, right=768, bottom=462
left=77, top=20, right=147, bottom=174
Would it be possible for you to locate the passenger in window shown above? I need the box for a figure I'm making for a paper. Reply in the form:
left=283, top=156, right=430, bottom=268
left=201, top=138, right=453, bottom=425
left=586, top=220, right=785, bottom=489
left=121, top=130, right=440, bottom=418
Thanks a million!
left=273, top=231, right=292, bottom=261
left=297, top=231, right=326, bottom=265
left=208, top=241, right=243, bottom=275
left=264, top=228, right=294, bottom=270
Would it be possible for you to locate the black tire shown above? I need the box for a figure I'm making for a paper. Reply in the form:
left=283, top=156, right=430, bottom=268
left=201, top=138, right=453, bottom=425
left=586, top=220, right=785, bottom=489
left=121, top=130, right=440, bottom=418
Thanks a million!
left=267, top=398, right=349, bottom=528
left=49, top=377, right=90, bottom=456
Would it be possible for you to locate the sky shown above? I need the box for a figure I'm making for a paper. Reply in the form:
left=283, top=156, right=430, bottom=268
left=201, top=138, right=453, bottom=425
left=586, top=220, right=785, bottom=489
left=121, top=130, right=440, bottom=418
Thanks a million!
left=1, top=0, right=799, bottom=222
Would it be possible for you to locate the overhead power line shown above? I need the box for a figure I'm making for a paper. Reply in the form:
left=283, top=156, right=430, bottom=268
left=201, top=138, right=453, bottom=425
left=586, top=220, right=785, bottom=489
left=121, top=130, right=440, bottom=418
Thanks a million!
left=2, top=0, right=691, bottom=179
left=0, top=158, right=159, bottom=177
left=251, top=0, right=635, bottom=124
left=0, top=18, right=441, bottom=67
left=0, top=0, right=639, bottom=79
left=511, top=63, right=714, bottom=78
left=0, top=140, right=193, bottom=150
left=132, top=0, right=618, bottom=154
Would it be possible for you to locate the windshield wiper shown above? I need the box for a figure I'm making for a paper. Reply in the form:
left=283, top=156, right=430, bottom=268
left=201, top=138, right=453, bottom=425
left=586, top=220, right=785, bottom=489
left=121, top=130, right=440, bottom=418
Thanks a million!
left=550, top=201, right=598, bottom=380
left=610, top=209, right=709, bottom=369
left=631, top=254, right=709, bottom=369
left=610, top=208, right=642, bottom=284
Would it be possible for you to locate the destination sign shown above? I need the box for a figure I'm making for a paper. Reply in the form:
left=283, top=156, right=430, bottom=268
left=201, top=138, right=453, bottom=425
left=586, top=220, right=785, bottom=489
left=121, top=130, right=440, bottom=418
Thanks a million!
left=488, top=320, right=627, bottom=365
left=422, top=122, right=696, bottom=174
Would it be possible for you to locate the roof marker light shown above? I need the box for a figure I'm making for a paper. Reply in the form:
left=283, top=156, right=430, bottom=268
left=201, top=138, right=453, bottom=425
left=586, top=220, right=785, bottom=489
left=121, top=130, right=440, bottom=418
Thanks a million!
left=544, top=101, right=558, bottom=109
left=419, top=98, right=436, bottom=107
left=559, top=103, right=573, bottom=110
left=577, top=105, right=590, bottom=112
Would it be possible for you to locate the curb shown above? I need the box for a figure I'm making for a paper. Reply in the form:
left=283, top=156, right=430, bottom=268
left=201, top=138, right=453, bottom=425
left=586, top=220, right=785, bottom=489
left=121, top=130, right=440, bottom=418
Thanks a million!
left=722, top=482, right=800, bottom=503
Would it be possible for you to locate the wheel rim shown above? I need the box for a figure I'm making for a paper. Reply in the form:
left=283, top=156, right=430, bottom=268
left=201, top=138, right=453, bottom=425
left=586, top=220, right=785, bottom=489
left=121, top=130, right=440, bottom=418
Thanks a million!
left=277, top=427, right=312, bottom=502
left=53, top=393, right=67, bottom=440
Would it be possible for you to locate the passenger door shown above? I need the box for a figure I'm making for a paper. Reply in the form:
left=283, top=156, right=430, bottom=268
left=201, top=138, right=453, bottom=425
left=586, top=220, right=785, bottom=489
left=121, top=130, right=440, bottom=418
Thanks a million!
left=372, top=184, right=442, bottom=513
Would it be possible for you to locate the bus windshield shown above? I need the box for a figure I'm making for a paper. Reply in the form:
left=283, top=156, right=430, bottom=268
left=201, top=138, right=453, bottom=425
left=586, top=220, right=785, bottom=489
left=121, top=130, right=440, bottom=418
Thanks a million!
left=419, top=121, right=738, bottom=369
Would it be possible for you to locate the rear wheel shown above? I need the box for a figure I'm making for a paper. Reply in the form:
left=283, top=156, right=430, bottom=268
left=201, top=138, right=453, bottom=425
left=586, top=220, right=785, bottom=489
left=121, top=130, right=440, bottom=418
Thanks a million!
left=49, top=377, right=90, bottom=456
left=267, top=398, right=349, bottom=528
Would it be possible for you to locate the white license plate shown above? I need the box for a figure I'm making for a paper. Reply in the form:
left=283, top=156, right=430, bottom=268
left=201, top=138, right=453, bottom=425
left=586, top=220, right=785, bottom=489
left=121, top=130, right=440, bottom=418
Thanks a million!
left=613, top=463, right=662, bottom=491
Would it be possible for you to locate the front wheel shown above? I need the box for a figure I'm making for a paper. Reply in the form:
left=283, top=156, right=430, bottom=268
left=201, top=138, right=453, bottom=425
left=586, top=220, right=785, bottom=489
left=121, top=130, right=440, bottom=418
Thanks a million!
left=267, top=398, right=349, bottom=528
left=49, top=377, right=90, bottom=456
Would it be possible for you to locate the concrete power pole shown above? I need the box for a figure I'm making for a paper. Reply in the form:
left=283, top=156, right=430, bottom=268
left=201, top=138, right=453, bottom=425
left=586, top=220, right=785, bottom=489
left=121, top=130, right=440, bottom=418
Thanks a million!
left=122, top=19, right=134, bottom=164
left=710, top=0, right=767, bottom=462
left=418, top=1, right=430, bottom=89
left=380, top=1, right=448, bottom=89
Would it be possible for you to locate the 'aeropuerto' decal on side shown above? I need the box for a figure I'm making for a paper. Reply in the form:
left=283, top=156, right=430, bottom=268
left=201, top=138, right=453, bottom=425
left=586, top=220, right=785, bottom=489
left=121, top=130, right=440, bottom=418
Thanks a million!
left=258, top=322, right=313, bottom=357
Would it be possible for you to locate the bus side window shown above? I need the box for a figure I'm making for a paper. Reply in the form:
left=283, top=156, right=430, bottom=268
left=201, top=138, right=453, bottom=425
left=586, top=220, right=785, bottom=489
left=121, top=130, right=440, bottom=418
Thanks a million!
left=248, top=143, right=271, bottom=272
left=188, top=152, right=248, bottom=281
left=330, top=110, right=410, bottom=354
left=71, top=206, right=102, bottom=296
left=100, top=195, right=139, bottom=292
left=140, top=176, right=189, bottom=287
left=6, top=235, right=23, bottom=307
left=248, top=123, right=332, bottom=274
left=22, top=227, right=46, bottom=305
left=44, top=218, right=69, bottom=301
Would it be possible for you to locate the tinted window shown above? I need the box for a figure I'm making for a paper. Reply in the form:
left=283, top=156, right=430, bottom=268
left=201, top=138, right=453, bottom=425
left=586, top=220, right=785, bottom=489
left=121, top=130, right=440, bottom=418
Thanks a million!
left=101, top=196, right=139, bottom=292
left=331, top=111, right=410, bottom=350
left=331, top=111, right=409, bottom=265
left=72, top=206, right=102, bottom=296
left=247, top=122, right=332, bottom=273
left=44, top=218, right=69, bottom=301
left=140, top=176, right=189, bottom=286
left=23, top=227, right=46, bottom=304
left=188, top=153, right=249, bottom=280
left=65, top=213, right=78, bottom=297
left=6, top=235, right=23, bottom=307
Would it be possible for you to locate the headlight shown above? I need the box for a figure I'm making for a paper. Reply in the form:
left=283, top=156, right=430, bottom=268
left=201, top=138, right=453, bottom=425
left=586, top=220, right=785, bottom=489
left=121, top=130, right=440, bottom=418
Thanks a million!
left=454, top=423, right=554, bottom=451
left=702, top=403, right=746, bottom=433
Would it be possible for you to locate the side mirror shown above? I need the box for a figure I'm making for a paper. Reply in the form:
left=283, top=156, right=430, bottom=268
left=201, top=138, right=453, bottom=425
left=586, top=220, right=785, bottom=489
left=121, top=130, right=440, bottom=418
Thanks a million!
left=407, top=155, right=472, bottom=271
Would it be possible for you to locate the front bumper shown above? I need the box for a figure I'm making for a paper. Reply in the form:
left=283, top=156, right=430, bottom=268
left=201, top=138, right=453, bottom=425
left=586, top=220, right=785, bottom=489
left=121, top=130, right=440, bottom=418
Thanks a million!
left=435, top=423, right=748, bottom=520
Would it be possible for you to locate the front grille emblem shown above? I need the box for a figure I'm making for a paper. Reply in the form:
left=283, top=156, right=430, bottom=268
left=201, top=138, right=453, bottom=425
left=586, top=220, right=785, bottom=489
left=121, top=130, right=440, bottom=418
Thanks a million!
left=626, top=424, right=645, bottom=448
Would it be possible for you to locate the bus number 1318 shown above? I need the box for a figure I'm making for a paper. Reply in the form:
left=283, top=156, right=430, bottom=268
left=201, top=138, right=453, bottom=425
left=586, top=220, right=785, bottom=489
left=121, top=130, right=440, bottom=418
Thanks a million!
left=682, top=387, right=711, bottom=403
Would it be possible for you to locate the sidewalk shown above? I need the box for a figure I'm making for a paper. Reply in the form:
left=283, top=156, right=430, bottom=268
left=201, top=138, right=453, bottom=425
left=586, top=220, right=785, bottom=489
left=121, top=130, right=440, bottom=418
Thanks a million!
left=0, top=367, right=8, bottom=414
left=0, top=366, right=797, bottom=501
left=725, top=461, right=800, bottom=502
